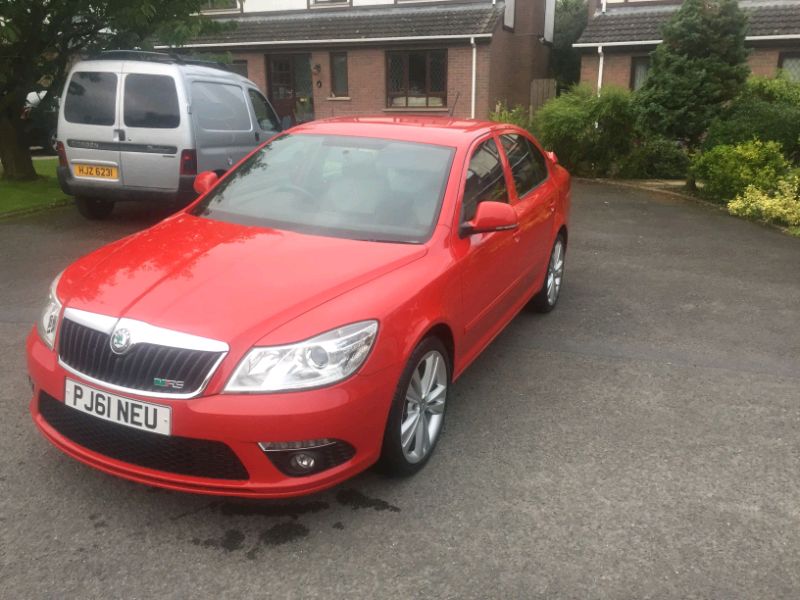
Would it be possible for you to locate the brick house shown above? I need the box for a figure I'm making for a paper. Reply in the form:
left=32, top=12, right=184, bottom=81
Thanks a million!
left=573, top=0, right=800, bottom=93
left=158, top=0, right=555, bottom=123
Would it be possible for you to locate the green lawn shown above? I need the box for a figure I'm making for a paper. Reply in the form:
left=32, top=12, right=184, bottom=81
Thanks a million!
left=0, top=158, right=69, bottom=217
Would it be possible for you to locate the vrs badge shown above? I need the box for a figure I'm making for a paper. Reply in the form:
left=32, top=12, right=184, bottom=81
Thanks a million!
left=154, top=378, right=185, bottom=390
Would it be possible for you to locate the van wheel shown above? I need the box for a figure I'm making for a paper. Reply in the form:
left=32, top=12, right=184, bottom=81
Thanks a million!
left=75, top=197, right=114, bottom=220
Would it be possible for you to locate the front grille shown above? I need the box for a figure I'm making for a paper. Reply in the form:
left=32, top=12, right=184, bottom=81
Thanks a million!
left=58, top=318, right=223, bottom=395
left=39, top=392, right=249, bottom=480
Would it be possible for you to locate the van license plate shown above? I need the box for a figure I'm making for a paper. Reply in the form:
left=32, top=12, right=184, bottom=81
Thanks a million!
left=64, top=379, right=171, bottom=436
left=73, top=164, right=118, bottom=179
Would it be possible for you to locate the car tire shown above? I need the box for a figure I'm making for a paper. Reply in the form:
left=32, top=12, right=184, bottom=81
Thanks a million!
left=529, top=233, right=566, bottom=313
left=75, top=197, right=114, bottom=220
left=378, top=336, right=451, bottom=477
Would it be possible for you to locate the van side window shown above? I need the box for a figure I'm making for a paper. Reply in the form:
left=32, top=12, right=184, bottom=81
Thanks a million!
left=124, top=74, right=180, bottom=129
left=248, top=89, right=280, bottom=132
left=191, top=82, right=252, bottom=131
left=462, top=138, right=509, bottom=222
left=64, top=72, right=117, bottom=126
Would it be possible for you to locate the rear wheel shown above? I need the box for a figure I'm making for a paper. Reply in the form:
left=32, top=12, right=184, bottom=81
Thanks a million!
left=379, top=337, right=450, bottom=476
left=530, top=234, right=566, bottom=313
left=75, top=197, right=114, bottom=220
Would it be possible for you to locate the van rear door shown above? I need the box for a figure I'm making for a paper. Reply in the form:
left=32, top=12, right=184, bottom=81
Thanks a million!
left=119, top=63, right=186, bottom=190
left=61, top=62, right=123, bottom=189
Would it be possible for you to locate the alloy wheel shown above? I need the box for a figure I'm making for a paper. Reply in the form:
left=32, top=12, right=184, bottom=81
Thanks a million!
left=400, top=350, right=447, bottom=464
left=546, top=238, right=565, bottom=306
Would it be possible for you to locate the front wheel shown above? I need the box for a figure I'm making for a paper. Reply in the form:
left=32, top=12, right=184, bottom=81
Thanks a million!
left=529, top=234, right=566, bottom=313
left=75, top=197, right=114, bottom=220
left=379, top=337, right=450, bottom=476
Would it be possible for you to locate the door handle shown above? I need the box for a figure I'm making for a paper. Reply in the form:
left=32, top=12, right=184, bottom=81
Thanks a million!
left=114, top=129, right=125, bottom=142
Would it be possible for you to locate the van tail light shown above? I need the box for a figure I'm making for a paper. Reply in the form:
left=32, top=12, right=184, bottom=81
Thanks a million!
left=180, top=149, right=197, bottom=176
left=56, top=142, right=67, bottom=168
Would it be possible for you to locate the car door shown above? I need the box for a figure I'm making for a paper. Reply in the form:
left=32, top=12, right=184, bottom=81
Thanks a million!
left=457, top=135, right=525, bottom=353
left=60, top=63, right=123, bottom=190
left=247, top=88, right=281, bottom=145
left=190, top=80, right=257, bottom=173
left=499, top=131, right=556, bottom=291
left=119, top=65, right=185, bottom=190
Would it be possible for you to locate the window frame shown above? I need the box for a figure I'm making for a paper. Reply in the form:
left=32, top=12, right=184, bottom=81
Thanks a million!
left=778, top=52, right=800, bottom=82
left=630, top=55, right=651, bottom=91
left=330, top=51, right=349, bottom=97
left=459, top=134, right=512, bottom=224
left=308, top=0, right=351, bottom=7
left=498, top=132, right=549, bottom=201
left=385, top=49, right=448, bottom=109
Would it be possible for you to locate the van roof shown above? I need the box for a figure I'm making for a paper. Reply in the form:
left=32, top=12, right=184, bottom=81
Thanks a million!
left=74, top=51, right=257, bottom=87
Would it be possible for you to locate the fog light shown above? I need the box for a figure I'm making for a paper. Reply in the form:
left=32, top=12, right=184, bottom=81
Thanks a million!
left=289, top=452, right=316, bottom=471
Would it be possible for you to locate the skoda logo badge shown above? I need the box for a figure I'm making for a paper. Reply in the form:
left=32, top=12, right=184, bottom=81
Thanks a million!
left=110, top=328, right=132, bottom=355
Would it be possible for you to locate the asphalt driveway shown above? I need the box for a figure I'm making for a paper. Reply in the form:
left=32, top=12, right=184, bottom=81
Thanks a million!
left=2, top=182, right=799, bottom=599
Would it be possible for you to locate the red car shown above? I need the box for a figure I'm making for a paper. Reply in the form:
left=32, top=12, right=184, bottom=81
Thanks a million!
left=27, top=117, right=570, bottom=498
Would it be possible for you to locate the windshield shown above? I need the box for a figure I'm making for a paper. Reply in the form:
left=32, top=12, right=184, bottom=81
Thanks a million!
left=192, top=134, right=455, bottom=243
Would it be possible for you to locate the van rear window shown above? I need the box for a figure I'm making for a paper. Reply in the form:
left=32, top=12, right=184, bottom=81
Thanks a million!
left=124, top=74, right=180, bottom=129
left=64, top=72, right=117, bottom=126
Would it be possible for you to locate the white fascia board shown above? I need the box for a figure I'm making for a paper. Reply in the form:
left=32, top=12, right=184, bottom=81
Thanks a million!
left=156, top=33, right=493, bottom=49
left=574, top=34, right=800, bottom=48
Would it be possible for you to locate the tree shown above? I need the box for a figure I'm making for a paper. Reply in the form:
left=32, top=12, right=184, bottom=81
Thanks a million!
left=635, top=0, right=749, bottom=149
left=0, top=0, right=231, bottom=181
left=550, top=0, right=588, bottom=91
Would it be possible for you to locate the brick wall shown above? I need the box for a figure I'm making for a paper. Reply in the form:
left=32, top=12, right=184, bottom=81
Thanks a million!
left=488, top=0, right=551, bottom=111
left=579, top=46, right=786, bottom=91
left=748, top=48, right=781, bottom=77
left=234, top=43, right=494, bottom=120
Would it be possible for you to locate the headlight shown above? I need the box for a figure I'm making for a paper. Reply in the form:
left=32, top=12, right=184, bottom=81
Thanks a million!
left=225, top=320, right=378, bottom=393
left=37, top=272, right=63, bottom=350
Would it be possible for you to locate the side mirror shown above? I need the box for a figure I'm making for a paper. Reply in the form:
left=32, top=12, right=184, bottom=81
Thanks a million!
left=460, top=201, right=519, bottom=237
left=546, top=150, right=558, bottom=165
left=193, top=170, right=219, bottom=196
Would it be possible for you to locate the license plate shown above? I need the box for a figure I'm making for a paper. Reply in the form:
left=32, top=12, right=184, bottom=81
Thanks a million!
left=64, top=379, right=171, bottom=436
left=73, top=164, right=118, bottom=179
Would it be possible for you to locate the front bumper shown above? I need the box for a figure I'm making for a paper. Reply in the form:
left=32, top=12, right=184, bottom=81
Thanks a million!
left=27, top=329, right=397, bottom=498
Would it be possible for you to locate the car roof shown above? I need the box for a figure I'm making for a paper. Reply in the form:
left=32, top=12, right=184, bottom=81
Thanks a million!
left=289, top=116, right=505, bottom=147
left=71, top=59, right=257, bottom=88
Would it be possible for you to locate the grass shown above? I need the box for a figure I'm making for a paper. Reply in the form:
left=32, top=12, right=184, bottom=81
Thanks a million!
left=0, top=158, right=70, bottom=217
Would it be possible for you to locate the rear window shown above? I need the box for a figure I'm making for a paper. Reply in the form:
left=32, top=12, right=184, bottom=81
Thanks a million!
left=124, top=74, right=180, bottom=128
left=64, top=72, right=117, bottom=126
left=191, top=81, right=251, bottom=131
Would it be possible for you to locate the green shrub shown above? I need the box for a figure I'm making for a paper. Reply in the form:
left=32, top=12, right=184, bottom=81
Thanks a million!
left=691, top=140, right=792, bottom=203
left=489, top=103, right=532, bottom=129
left=617, top=137, right=689, bottom=179
left=533, top=85, right=636, bottom=176
left=704, top=76, right=800, bottom=163
left=728, top=176, right=800, bottom=227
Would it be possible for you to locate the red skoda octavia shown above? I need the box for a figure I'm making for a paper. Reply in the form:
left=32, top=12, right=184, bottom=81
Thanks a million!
left=27, top=117, right=570, bottom=498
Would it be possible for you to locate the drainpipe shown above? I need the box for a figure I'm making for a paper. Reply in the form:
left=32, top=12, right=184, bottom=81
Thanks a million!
left=596, top=45, right=604, bottom=96
left=602, top=0, right=607, bottom=12
left=470, top=36, right=477, bottom=119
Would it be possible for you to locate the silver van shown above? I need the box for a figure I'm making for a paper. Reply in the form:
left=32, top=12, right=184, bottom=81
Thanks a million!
left=56, top=51, right=281, bottom=219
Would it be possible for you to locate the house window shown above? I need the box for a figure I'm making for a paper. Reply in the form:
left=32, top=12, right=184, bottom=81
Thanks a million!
left=310, top=0, right=349, bottom=6
left=631, top=56, right=651, bottom=90
left=229, top=60, right=248, bottom=78
left=330, top=52, right=349, bottom=97
left=780, top=53, right=800, bottom=82
left=386, top=50, right=447, bottom=108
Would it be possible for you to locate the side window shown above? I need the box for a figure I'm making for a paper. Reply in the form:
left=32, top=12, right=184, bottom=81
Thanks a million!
left=500, top=133, right=547, bottom=198
left=248, top=89, right=280, bottom=132
left=124, top=74, right=180, bottom=128
left=64, top=72, right=117, bottom=126
left=462, top=138, right=509, bottom=222
left=191, top=81, right=252, bottom=131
